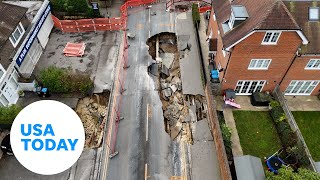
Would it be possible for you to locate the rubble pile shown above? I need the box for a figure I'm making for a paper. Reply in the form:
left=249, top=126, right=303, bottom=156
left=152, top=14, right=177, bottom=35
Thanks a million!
left=147, top=32, right=207, bottom=144
left=76, top=96, right=108, bottom=148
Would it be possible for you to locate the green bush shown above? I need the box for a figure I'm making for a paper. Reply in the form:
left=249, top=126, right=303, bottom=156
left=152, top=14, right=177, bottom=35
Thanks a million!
left=266, top=166, right=320, bottom=180
left=280, top=128, right=298, bottom=148
left=39, top=66, right=93, bottom=95
left=0, top=105, right=22, bottom=124
left=192, top=4, right=200, bottom=26
left=270, top=106, right=285, bottom=124
left=276, top=121, right=290, bottom=133
left=270, top=106, right=298, bottom=148
left=269, top=100, right=281, bottom=108
left=221, top=123, right=232, bottom=160
left=287, top=142, right=311, bottom=167
left=50, top=0, right=96, bottom=17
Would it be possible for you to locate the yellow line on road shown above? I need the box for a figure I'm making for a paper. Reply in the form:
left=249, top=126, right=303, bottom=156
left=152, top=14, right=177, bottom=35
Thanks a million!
left=159, top=24, right=174, bottom=27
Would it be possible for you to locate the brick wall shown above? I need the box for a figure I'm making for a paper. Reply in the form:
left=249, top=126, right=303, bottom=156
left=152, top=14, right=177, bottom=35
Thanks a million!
left=280, top=55, right=320, bottom=95
left=207, top=9, right=230, bottom=82
left=222, top=31, right=301, bottom=93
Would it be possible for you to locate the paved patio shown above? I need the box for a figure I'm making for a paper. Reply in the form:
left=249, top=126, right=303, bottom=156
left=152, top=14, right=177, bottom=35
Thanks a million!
left=285, top=96, right=320, bottom=111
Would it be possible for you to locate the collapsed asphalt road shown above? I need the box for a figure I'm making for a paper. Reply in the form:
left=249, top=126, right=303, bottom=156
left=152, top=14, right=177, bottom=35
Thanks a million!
left=106, top=4, right=178, bottom=180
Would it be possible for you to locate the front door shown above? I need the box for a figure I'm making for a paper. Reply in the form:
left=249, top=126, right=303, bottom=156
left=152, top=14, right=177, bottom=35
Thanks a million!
left=235, top=80, right=266, bottom=95
left=3, top=82, right=19, bottom=104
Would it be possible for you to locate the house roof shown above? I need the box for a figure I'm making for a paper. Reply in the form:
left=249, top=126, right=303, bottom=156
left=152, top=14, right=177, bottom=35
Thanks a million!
left=212, top=0, right=301, bottom=49
left=284, top=1, right=320, bottom=54
left=0, top=2, right=27, bottom=49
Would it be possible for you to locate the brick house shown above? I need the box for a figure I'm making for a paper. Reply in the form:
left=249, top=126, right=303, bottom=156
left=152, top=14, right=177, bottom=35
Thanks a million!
left=280, top=1, right=320, bottom=95
left=207, top=0, right=320, bottom=96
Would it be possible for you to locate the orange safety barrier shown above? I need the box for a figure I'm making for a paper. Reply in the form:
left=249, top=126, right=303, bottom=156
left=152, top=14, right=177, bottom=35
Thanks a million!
left=52, top=0, right=156, bottom=33
left=199, top=6, right=211, bottom=13
left=52, top=15, right=126, bottom=33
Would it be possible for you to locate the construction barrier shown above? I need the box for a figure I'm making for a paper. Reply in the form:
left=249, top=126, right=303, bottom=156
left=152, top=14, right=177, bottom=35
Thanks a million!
left=199, top=6, right=211, bottom=13
left=51, top=16, right=127, bottom=32
left=52, top=0, right=156, bottom=33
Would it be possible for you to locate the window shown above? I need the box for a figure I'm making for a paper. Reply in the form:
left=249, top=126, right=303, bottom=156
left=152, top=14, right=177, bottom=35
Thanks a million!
left=213, top=14, right=216, bottom=21
left=235, top=80, right=265, bottom=94
left=248, top=59, right=271, bottom=70
left=0, top=64, right=4, bottom=80
left=309, top=7, right=319, bottom=21
left=9, top=22, right=25, bottom=47
left=228, top=12, right=235, bottom=29
left=262, top=31, right=280, bottom=44
left=285, top=80, right=319, bottom=95
left=305, top=59, right=320, bottom=69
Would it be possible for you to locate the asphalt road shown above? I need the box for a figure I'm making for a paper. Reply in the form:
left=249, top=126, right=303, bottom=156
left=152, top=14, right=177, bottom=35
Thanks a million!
left=106, top=4, right=179, bottom=180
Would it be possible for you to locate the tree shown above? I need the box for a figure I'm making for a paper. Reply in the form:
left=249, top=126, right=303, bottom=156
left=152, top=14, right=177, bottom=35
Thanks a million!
left=266, top=166, right=320, bottom=180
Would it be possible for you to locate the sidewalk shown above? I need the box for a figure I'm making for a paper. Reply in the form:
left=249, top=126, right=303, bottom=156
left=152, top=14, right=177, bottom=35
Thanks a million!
left=223, top=109, right=243, bottom=157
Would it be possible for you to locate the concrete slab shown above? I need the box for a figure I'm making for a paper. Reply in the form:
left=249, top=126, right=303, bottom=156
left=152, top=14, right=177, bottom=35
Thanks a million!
left=223, top=109, right=243, bottom=157
left=160, top=53, right=175, bottom=69
left=176, top=12, right=205, bottom=96
left=193, top=119, right=213, bottom=142
left=216, top=96, right=269, bottom=111
left=285, top=96, right=320, bottom=111
left=316, top=162, right=320, bottom=172
left=0, top=149, right=96, bottom=180
left=234, top=155, right=265, bottom=180
left=34, top=30, right=120, bottom=93
left=191, top=141, right=221, bottom=180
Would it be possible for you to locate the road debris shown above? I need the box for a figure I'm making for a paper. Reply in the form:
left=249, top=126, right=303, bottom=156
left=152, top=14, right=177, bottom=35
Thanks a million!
left=75, top=93, right=109, bottom=148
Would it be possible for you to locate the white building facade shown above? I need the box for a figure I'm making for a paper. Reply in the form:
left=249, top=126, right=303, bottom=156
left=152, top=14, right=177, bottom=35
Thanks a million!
left=0, top=0, right=53, bottom=106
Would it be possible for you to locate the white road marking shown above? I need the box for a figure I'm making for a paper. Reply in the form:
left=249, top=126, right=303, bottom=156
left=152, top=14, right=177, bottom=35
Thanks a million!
left=146, top=104, right=149, bottom=141
left=148, top=8, right=151, bottom=23
left=145, top=163, right=148, bottom=180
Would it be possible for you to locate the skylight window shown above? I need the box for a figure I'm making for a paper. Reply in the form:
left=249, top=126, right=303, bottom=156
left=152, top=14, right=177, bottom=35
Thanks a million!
left=309, top=7, right=319, bottom=21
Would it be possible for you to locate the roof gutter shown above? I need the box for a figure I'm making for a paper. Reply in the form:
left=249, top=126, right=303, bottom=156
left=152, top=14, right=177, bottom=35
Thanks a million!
left=225, top=29, right=309, bottom=51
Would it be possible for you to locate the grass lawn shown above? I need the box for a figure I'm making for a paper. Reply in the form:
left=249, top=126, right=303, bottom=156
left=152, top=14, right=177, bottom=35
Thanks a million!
left=233, top=111, right=282, bottom=159
left=292, top=111, right=320, bottom=161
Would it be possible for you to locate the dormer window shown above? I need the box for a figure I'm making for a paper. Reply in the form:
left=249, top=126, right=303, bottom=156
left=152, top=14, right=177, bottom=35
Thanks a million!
left=228, top=5, right=249, bottom=29
left=9, top=22, right=25, bottom=48
left=309, top=7, right=319, bottom=21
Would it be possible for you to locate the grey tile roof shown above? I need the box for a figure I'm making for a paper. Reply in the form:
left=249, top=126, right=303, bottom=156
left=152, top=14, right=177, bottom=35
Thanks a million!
left=0, top=2, right=27, bottom=49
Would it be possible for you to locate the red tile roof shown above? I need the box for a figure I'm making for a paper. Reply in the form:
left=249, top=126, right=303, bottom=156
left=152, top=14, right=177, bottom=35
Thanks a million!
left=212, top=0, right=300, bottom=49
left=284, top=1, right=320, bottom=54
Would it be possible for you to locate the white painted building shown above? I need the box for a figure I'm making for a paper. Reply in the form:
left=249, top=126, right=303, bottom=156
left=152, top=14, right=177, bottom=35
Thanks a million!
left=0, top=0, right=53, bottom=106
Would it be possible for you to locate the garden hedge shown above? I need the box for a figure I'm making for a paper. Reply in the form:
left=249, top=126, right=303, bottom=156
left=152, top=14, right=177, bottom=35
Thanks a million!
left=269, top=100, right=310, bottom=167
left=192, top=4, right=200, bottom=27
left=0, top=105, right=22, bottom=129
left=39, top=66, right=94, bottom=95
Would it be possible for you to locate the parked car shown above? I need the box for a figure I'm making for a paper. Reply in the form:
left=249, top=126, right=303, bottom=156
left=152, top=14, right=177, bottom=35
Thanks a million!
left=1, top=134, right=13, bottom=156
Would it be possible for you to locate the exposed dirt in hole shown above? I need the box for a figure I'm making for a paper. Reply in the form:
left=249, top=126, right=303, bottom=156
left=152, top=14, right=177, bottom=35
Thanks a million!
left=147, top=33, right=207, bottom=144
left=75, top=91, right=110, bottom=148
left=146, top=32, right=177, bottom=60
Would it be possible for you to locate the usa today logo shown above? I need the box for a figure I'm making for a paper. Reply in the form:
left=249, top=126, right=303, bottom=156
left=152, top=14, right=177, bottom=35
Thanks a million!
left=10, top=100, right=85, bottom=175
